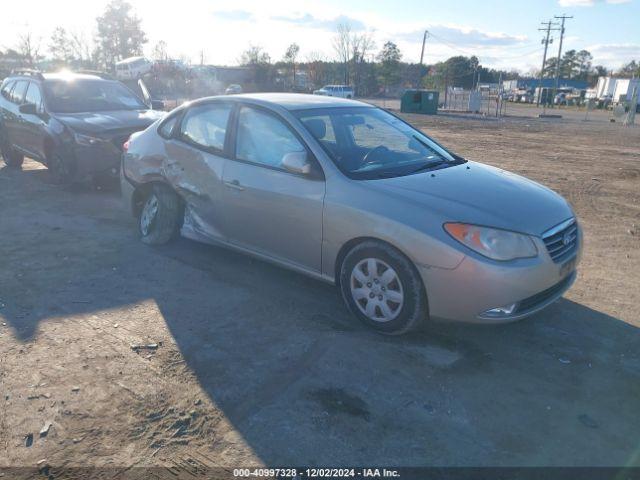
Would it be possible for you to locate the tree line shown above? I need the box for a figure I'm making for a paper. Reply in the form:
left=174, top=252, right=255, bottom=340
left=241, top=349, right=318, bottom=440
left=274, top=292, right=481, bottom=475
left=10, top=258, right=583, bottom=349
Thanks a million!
left=1, top=0, right=639, bottom=94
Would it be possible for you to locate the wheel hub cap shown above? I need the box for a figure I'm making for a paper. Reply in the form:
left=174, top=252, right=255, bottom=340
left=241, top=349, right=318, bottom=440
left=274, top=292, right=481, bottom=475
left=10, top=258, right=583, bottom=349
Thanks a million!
left=350, top=258, right=404, bottom=322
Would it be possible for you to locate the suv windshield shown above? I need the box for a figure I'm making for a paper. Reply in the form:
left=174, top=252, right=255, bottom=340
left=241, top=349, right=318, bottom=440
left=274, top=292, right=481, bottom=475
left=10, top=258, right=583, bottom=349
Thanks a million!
left=43, top=79, right=147, bottom=113
left=296, top=107, right=464, bottom=179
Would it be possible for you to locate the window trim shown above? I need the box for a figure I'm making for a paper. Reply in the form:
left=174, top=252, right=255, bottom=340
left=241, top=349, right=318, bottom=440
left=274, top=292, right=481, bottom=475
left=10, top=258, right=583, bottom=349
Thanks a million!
left=229, top=103, right=324, bottom=180
left=175, top=101, right=233, bottom=156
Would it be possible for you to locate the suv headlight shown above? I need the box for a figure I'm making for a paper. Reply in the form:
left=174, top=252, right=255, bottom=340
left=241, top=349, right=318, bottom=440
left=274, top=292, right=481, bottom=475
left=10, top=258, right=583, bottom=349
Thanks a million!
left=444, top=223, right=538, bottom=261
left=74, top=132, right=105, bottom=146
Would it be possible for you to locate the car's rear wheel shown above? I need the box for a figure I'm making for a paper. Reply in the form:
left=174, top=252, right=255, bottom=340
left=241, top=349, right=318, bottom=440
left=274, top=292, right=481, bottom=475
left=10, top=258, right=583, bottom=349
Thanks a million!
left=339, top=241, right=427, bottom=335
left=138, top=184, right=183, bottom=245
left=0, top=131, right=24, bottom=168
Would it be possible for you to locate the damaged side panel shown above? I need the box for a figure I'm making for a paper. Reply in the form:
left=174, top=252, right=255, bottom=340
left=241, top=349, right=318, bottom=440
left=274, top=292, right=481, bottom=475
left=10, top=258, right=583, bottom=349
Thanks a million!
left=123, top=129, right=228, bottom=243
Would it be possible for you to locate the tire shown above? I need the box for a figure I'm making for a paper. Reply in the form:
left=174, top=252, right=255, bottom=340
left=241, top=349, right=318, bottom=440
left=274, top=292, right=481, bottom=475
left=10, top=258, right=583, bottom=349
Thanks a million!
left=138, top=183, right=183, bottom=245
left=339, top=241, right=427, bottom=335
left=0, top=130, right=24, bottom=168
left=47, top=150, right=76, bottom=185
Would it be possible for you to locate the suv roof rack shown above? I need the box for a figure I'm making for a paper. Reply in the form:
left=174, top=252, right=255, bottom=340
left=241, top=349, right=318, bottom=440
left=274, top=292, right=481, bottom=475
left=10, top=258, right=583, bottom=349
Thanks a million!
left=10, top=68, right=45, bottom=80
left=75, top=70, right=115, bottom=80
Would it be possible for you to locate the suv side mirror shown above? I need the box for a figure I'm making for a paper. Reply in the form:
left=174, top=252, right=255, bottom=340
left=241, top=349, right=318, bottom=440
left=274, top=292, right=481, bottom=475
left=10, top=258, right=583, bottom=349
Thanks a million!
left=282, top=151, right=311, bottom=175
left=19, top=103, right=37, bottom=115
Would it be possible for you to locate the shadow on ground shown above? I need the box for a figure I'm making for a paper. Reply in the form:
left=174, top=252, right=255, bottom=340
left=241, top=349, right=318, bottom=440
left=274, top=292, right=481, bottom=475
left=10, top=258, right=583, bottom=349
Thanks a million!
left=1, top=164, right=639, bottom=466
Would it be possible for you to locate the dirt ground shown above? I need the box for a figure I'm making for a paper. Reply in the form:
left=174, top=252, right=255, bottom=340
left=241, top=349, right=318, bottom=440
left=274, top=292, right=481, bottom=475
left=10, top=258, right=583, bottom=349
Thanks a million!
left=1, top=110, right=639, bottom=477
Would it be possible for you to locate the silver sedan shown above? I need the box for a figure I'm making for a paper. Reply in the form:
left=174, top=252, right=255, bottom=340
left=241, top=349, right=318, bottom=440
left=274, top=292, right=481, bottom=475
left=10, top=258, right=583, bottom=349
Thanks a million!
left=121, top=94, right=582, bottom=334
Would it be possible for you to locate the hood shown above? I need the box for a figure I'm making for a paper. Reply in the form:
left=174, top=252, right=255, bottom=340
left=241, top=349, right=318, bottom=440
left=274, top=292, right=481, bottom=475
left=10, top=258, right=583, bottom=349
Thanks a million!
left=367, top=161, right=573, bottom=236
left=54, top=109, right=165, bottom=135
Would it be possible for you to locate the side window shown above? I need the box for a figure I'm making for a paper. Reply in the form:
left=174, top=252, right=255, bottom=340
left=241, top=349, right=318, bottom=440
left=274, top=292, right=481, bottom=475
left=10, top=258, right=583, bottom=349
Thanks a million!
left=180, top=103, right=231, bottom=151
left=11, top=81, right=28, bottom=104
left=1, top=81, right=14, bottom=100
left=158, top=114, right=179, bottom=139
left=24, top=83, right=43, bottom=110
left=236, top=107, right=305, bottom=169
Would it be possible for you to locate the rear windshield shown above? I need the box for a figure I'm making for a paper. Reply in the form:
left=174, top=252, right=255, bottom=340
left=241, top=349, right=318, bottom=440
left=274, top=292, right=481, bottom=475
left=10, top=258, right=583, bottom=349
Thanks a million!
left=43, top=79, right=147, bottom=113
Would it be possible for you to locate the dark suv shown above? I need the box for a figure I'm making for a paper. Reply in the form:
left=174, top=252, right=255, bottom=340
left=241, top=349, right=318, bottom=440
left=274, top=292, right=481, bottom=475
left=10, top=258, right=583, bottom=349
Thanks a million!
left=0, top=70, right=164, bottom=182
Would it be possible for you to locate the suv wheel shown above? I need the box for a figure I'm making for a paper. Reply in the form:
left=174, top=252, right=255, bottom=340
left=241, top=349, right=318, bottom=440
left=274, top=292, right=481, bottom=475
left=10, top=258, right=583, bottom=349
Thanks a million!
left=138, top=184, right=183, bottom=245
left=339, top=241, right=427, bottom=335
left=0, top=131, right=24, bottom=168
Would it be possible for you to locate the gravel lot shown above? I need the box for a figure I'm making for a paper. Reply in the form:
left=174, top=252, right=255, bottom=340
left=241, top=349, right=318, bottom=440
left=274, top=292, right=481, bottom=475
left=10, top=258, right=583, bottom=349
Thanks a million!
left=1, top=110, right=639, bottom=475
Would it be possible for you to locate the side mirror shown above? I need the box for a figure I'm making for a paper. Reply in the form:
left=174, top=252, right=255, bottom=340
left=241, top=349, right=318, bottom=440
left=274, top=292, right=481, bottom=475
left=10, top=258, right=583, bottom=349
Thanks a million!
left=282, top=151, right=311, bottom=175
left=151, top=99, right=165, bottom=110
left=19, top=103, right=37, bottom=115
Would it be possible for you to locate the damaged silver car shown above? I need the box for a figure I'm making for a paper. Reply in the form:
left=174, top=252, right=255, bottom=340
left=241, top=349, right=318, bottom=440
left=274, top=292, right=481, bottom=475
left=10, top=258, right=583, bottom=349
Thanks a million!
left=121, top=94, right=582, bottom=334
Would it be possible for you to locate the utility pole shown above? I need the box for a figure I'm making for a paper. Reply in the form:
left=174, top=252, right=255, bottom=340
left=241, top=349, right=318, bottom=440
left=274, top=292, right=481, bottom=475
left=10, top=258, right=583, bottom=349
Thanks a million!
left=552, top=14, right=572, bottom=108
left=537, top=20, right=559, bottom=107
left=417, top=30, right=429, bottom=89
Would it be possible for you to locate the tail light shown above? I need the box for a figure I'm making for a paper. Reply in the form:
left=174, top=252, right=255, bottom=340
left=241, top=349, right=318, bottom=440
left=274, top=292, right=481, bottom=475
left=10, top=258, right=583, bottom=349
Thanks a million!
left=123, top=138, right=130, bottom=152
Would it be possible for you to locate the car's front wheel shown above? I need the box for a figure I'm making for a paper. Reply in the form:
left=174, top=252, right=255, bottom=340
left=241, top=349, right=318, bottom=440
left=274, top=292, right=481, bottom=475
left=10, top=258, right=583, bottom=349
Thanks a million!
left=138, top=184, right=183, bottom=245
left=339, top=241, right=427, bottom=335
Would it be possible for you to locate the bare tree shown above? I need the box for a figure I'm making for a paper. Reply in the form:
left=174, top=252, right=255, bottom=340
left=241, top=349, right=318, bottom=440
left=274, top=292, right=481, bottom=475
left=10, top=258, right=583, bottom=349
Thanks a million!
left=49, top=27, right=72, bottom=64
left=283, top=43, right=300, bottom=89
left=333, top=23, right=352, bottom=84
left=351, top=31, right=375, bottom=94
left=152, top=40, right=169, bottom=62
left=17, top=31, right=42, bottom=66
left=69, top=31, right=92, bottom=65
left=305, top=51, right=326, bottom=88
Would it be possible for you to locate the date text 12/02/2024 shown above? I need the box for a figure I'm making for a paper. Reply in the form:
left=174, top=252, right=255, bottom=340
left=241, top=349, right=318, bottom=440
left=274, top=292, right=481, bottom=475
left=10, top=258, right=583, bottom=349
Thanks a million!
left=233, top=468, right=400, bottom=478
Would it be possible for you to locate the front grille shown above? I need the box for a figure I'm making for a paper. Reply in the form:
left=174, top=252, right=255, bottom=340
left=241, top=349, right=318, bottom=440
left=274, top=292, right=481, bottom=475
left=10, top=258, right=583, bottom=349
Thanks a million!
left=516, top=272, right=574, bottom=313
left=542, top=218, right=578, bottom=263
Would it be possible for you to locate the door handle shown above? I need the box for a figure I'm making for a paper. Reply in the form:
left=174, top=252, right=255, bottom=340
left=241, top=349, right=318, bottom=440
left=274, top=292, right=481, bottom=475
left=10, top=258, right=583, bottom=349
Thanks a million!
left=224, top=179, right=244, bottom=191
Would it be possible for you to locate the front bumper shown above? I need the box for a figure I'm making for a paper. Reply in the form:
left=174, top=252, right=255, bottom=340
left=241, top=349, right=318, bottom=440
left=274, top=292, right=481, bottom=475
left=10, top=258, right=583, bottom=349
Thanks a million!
left=72, top=142, right=123, bottom=179
left=418, top=226, right=583, bottom=324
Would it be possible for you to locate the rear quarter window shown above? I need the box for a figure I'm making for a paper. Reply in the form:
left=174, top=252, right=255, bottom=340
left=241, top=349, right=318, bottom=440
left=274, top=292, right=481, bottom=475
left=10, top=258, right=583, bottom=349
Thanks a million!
left=1, top=81, right=15, bottom=100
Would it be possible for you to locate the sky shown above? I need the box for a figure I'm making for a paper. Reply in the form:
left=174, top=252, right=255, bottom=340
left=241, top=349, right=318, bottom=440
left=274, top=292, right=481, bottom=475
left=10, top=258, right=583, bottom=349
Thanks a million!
left=2, top=0, right=639, bottom=73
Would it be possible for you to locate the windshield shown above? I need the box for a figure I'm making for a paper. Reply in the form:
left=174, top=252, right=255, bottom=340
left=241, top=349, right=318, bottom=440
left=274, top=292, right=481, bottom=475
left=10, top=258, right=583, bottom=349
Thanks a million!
left=295, top=107, right=463, bottom=179
left=43, top=79, right=147, bottom=113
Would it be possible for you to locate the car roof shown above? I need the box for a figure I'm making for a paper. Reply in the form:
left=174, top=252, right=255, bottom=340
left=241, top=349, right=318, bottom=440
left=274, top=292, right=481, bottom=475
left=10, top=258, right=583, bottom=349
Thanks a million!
left=204, top=93, right=368, bottom=111
left=41, top=72, right=111, bottom=82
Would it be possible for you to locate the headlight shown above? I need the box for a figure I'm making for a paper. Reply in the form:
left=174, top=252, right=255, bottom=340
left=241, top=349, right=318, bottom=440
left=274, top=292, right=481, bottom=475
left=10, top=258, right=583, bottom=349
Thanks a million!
left=74, top=132, right=105, bottom=146
left=444, top=223, right=538, bottom=261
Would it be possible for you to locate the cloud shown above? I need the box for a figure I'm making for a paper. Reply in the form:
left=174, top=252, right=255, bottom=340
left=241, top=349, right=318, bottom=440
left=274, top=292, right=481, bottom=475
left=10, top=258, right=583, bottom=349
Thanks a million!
left=558, top=0, right=631, bottom=6
left=398, top=25, right=526, bottom=47
left=586, top=43, right=640, bottom=66
left=212, top=10, right=253, bottom=21
left=271, top=13, right=366, bottom=32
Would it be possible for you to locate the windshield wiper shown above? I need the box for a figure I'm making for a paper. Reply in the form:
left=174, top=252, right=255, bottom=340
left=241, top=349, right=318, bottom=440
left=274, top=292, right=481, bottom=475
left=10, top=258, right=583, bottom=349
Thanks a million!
left=408, top=160, right=450, bottom=174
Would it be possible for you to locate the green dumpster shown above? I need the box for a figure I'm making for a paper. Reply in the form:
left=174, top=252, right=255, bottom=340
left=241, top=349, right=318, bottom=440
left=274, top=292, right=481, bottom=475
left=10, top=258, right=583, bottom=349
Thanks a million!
left=400, top=89, right=439, bottom=114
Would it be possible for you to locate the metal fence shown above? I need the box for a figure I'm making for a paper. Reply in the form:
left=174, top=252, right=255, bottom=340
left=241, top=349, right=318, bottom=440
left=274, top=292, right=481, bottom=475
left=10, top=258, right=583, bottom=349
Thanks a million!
left=441, top=88, right=506, bottom=117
